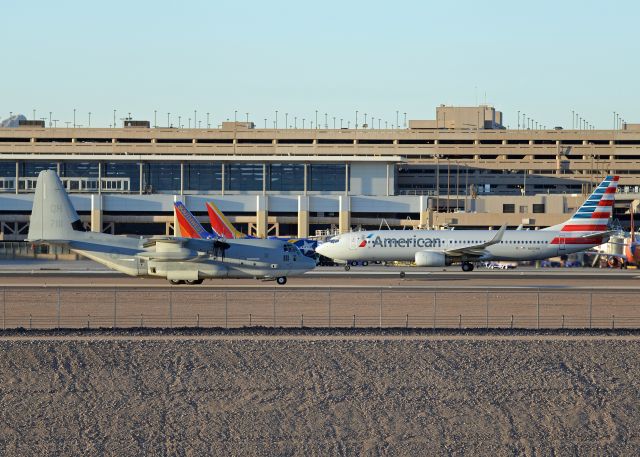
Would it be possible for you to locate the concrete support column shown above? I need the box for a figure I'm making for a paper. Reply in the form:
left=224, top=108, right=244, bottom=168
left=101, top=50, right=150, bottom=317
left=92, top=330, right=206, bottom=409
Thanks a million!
left=90, top=194, right=102, bottom=233
left=338, top=195, right=351, bottom=234
left=256, top=195, right=268, bottom=238
left=173, top=195, right=181, bottom=237
left=297, top=195, right=310, bottom=239
left=15, top=161, right=19, bottom=195
left=419, top=195, right=431, bottom=229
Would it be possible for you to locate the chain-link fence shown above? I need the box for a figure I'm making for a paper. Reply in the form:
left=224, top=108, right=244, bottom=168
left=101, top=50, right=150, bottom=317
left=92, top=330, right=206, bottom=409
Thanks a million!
left=1, top=286, right=638, bottom=330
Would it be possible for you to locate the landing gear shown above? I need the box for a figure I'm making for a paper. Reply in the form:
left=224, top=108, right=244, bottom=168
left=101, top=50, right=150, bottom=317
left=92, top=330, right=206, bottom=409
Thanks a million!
left=344, top=265, right=351, bottom=271
left=186, top=279, right=204, bottom=285
left=276, top=276, right=287, bottom=285
left=170, top=279, right=185, bottom=285
left=461, top=262, right=475, bottom=272
left=399, top=271, right=406, bottom=278
left=362, top=261, right=369, bottom=266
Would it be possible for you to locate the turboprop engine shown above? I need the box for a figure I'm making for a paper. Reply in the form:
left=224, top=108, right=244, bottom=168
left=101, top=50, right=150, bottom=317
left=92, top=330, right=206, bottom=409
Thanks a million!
left=415, top=251, right=448, bottom=267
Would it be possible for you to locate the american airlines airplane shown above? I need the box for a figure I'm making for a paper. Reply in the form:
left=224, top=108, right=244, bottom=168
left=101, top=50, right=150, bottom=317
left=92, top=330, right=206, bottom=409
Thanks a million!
left=316, top=176, right=619, bottom=272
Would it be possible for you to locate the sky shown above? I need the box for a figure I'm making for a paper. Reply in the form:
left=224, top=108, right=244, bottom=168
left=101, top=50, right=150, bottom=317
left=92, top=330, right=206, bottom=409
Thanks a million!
left=1, top=0, right=638, bottom=129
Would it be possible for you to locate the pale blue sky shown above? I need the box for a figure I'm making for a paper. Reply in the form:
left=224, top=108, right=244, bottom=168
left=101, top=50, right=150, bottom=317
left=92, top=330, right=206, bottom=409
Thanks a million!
left=1, top=0, right=637, bottom=129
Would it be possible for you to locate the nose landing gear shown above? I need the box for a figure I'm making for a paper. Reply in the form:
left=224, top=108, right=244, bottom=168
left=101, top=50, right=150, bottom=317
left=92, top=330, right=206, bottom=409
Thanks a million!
left=461, top=262, right=475, bottom=272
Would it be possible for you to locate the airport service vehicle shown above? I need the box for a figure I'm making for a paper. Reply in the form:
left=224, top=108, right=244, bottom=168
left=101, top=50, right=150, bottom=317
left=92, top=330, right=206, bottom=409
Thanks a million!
left=591, top=203, right=640, bottom=267
left=174, top=200, right=319, bottom=258
left=317, top=176, right=619, bottom=272
left=27, top=171, right=315, bottom=285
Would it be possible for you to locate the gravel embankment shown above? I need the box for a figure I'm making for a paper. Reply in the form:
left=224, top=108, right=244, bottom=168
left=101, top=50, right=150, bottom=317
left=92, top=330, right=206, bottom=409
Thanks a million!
left=0, top=333, right=638, bottom=455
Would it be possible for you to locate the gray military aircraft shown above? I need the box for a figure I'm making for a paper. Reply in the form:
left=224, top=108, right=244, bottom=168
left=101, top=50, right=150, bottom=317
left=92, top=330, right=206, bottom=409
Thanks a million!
left=26, top=170, right=316, bottom=285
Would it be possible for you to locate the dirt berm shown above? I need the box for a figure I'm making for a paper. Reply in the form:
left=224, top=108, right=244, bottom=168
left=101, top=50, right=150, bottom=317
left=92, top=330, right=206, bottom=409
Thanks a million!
left=0, top=330, right=638, bottom=455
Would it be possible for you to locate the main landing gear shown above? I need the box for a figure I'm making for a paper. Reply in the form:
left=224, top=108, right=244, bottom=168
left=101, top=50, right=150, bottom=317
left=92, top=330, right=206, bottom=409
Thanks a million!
left=169, top=279, right=204, bottom=285
left=461, top=262, right=475, bottom=272
left=276, top=277, right=287, bottom=285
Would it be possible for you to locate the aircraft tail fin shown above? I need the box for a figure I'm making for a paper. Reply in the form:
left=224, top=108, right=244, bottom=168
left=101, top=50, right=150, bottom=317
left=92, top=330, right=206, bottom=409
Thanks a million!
left=174, top=202, right=211, bottom=239
left=206, top=201, right=248, bottom=239
left=543, top=176, right=619, bottom=232
left=27, top=170, right=85, bottom=242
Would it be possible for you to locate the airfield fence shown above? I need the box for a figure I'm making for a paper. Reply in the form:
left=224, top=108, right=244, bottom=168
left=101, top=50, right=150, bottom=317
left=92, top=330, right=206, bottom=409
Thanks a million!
left=0, top=286, right=639, bottom=330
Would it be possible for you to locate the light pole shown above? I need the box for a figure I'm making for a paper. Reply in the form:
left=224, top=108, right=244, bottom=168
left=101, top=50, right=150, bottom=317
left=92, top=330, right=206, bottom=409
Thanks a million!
left=355, top=110, right=358, bottom=129
left=49, top=111, right=52, bottom=127
left=194, top=110, right=197, bottom=128
left=613, top=112, right=616, bottom=130
left=517, top=110, right=520, bottom=129
left=315, top=110, right=318, bottom=129
left=340, top=118, right=343, bottom=129
left=294, top=116, right=297, bottom=129
left=302, top=118, right=305, bottom=129
left=333, top=116, right=336, bottom=129
left=325, top=113, right=328, bottom=129
left=178, top=116, right=181, bottom=128
left=167, top=113, right=170, bottom=127
left=275, top=110, right=278, bottom=129
left=113, top=109, right=116, bottom=128
left=206, top=112, right=210, bottom=128
left=246, top=112, right=249, bottom=124
left=572, top=110, right=575, bottom=129
left=364, top=113, right=367, bottom=127
left=404, top=112, right=407, bottom=128
left=285, top=113, right=288, bottom=129
left=73, top=108, right=76, bottom=128
left=264, top=118, right=267, bottom=129
left=396, top=111, right=399, bottom=129
left=234, top=110, right=237, bottom=122
left=88, top=112, right=91, bottom=127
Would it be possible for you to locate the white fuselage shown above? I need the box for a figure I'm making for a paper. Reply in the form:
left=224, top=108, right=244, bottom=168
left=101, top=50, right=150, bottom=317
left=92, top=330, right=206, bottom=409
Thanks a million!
left=317, top=229, right=604, bottom=263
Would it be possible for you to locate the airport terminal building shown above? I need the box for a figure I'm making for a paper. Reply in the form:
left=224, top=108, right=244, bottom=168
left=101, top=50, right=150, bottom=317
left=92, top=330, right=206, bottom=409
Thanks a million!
left=1, top=105, right=639, bottom=241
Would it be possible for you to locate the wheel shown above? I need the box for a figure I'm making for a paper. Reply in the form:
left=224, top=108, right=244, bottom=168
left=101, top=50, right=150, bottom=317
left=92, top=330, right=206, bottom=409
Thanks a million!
left=344, top=265, right=351, bottom=271
left=276, top=276, right=287, bottom=285
left=461, top=262, right=473, bottom=272
left=186, top=279, right=203, bottom=285
left=362, top=261, right=369, bottom=267
left=399, top=271, right=406, bottom=278
left=169, top=280, right=185, bottom=285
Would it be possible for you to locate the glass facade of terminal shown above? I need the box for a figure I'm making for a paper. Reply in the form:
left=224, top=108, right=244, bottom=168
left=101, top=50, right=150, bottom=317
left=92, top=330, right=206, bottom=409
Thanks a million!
left=0, top=160, right=349, bottom=193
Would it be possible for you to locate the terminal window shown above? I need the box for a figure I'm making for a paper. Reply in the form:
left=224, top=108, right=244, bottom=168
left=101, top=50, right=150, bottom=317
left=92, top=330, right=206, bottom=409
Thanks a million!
left=268, top=163, right=304, bottom=191
left=503, top=204, right=515, bottom=213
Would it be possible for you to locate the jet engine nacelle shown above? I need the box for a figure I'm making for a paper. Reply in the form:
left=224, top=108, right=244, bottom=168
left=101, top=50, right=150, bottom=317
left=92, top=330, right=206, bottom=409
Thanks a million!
left=415, top=251, right=448, bottom=267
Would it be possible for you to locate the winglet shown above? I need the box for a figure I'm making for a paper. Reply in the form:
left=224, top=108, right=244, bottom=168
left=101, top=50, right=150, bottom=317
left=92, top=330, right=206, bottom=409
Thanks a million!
left=486, top=223, right=507, bottom=246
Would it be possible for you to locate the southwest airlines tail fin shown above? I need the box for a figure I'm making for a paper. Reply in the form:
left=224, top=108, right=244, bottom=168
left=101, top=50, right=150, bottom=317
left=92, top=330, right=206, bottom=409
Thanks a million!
left=206, top=201, right=248, bottom=239
left=27, top=170, right=85, bottom=242
left=544, top=176, right=619, bottom=232
left=174, top=202, right=212, bottom=239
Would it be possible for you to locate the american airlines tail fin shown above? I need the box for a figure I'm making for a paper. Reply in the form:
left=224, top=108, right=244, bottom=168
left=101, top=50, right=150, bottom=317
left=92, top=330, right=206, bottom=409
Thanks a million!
left=27, top=170, right=85, bottom=242
left=174, top=202, right=212, bottom=239
left=206, top=201, right=248, bottom=239
left=544, top=176, right=619, bottom=232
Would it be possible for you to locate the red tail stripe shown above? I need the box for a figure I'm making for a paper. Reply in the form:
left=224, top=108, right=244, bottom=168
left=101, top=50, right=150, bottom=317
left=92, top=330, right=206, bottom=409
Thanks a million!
left=598, top=200, right=614, bottom=206
left=590, top=212, right=611, bottom=219
left=605, top=187, right=617, bottom=194
left=561, top=224, right=608, bottom=231
left=550, top=236, right=603, bottom=245
left=613, top=176, right=620, bottom=181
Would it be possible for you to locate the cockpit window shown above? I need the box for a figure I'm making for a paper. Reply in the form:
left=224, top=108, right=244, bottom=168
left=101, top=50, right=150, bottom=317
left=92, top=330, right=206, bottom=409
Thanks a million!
left=328, top=237, right=340, bottom=244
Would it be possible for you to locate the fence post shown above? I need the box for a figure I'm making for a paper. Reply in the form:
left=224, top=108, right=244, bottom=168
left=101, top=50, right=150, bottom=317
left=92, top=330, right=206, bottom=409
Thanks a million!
left=29, top=314, right=32, bottom=330
left=433, top=292, right=437, bottom=329
left=485, top=290, right=489, bottom=329
left=301, top=314, right=304, bottom=328
left=57, top=287, right=61, bottom=330
left=169, top=290, right=173, bottom=329
left=407, top=314, right=410, bottom=329
left=459, top=314, right=462, bottom=330
left=379, top=288, right=382, bottom=329
left=113, top=288, right=117, bottom=329
left=273, top=289, right=276, bottom=327
left=589, top=291, right=593, bottom=329
left=3, top=287, right=6, bottom=330
left=197, top=313, right=200, bottom=328
left=225, top=291, right=228, bottom=329
left=87, top=314, right=90, bottom=329
left=140, top=313, right=144, bottom=328
left=562, top=314, right=565, bottom=329
left=249, top=313, right=252, bottom=327
left=352, top=314, right=356, bottom=328
left=510, top=314, right=514, bottom=329
left=328, top=288, right=331, bottom=328
left=536, top=289, right=540, bottom=330
left=612, top=314, right=615, bottom=330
